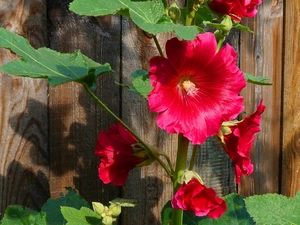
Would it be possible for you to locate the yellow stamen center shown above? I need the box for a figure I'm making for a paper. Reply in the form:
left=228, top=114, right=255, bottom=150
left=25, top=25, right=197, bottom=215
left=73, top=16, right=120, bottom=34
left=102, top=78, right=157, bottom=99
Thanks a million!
left=182, top=80, right=198, bottom=96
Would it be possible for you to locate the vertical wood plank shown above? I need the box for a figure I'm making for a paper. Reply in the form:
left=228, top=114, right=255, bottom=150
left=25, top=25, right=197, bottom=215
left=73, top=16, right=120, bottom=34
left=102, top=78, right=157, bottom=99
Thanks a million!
left=282, top=0, right=300, bottom=197
left=239, top=0, right=283, bottom=195
left=121, top=18, right=178, bottom=224
left=0, top=0, right=49, bottom=215
left=47, top=1, right=121, bottom=204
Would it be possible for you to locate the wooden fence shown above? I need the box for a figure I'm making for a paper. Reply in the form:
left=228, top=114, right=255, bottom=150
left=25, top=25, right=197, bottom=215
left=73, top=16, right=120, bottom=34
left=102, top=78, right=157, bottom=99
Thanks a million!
left=0, top=0, right=299, bottom=224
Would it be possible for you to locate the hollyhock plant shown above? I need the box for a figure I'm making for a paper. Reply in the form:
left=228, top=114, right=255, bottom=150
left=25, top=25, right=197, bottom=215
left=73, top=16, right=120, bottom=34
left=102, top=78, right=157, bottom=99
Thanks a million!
left=95, top=123, right=148, bottom=186
left=221, top=100, right=266, bottom=183
left=209, top=0, right=262, bottom=21
left=148, top=32, right=246, bottom=145
left=0, top=0, right=274, bottom=224
left=171, top=178, right=226, bottom=219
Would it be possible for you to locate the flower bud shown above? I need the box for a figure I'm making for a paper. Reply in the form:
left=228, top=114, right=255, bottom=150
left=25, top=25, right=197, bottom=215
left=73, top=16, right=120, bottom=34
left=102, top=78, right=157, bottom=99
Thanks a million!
left=102, top=216, right=113, bottom=225
left=92, top=202, right=104, bottom=215
left=220, top=15, right=233, bottom=33
left=109, top=203, right=122, bottom=217
left=168, top=2, right=181, bottom=23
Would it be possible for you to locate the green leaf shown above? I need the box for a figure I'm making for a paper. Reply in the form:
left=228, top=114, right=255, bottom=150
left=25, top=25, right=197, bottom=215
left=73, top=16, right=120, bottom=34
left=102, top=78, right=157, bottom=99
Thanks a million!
left=61, top=207, right=102, bottom=225
left=128, top=1, right=199, bottom=40
left=161, top=201, right=173, bottom=225
left=244, top=73, right=273, bottom=85
left=162, top=194, right=255, bottom=225
left=130, top=70, right=153, bottom=98
left=245, top=192, right=300, bottom=225
left=109, top=198, right=138, bottom=207
left=233, top=23, right=253, bottom=33
left=69, top=0, right=131, bottom=16
left=41, top=187, right=89, bottom=225
left=69, top=0, right=200, bottom=40
left=1, top=205, right=47, bottom=225
left=0, top=28, right=112, bottom=88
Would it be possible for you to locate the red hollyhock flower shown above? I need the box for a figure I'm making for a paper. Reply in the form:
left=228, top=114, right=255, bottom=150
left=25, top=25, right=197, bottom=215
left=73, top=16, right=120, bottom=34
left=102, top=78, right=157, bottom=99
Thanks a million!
left=223, top=100, right=266, bottom=183
left=95, top=123, right=145, bottom=186
left=209, top=0, right=262, bottom=21
left=148, top=33, right=245, bottom=145
left=171, top=178, right=226, bottom=218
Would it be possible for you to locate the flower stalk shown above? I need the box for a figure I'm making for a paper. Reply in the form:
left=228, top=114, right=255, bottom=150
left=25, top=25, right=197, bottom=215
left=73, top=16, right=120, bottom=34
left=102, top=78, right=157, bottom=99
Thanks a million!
left=186, top=0, right=202, bottom=26
left=172, top=134, right=190, bottom=225
left=82, top=82, right=173, bottom=177
left=153, top=35, right=165, bottom=57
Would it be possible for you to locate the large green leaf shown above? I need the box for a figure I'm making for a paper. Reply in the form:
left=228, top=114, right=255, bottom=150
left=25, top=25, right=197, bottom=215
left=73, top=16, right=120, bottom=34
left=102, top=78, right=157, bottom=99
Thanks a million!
left=69, top=0, right=131, bottom=16
left=0, top=28, right=112, bottom=88
left=245, top=192, right=300, bottom=225
left=41, top=187, right=89, bottom=225
left=162, top=194, right=255, bottom=225
left=61, top=207, right=102, bottom=225
left=69, top=0, right=200, bottom=40
left=1, top=205, right=47, bottom=225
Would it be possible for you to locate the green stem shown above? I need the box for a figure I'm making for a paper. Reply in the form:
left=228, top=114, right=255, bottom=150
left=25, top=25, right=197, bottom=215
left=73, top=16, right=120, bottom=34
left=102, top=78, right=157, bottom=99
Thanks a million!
left=172, top=134, right=190, bottom=225
left=153, top=35, right=165, bottom=57
left=186, top=0, right=199, bottom=26
left=158, top=152, right=175, bottom=174
left=162, top=0, right=168, bottom=9
left=82, top=83, right=172, bottom=177
left=216, top=37, right=224, bottom=52
left=188, top=145, right=198, bottom=170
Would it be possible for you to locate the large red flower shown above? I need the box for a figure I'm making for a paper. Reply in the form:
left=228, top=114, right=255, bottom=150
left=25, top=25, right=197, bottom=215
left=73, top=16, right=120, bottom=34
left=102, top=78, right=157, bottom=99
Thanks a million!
left=95, top=123, right=145, bottom=186
left=223, top=100, right=266, bottom=183
left=148, top=33, right=246, bottom=145
left=209, top=0, right=262, bottom=21
left=171, top=178, right=226, bottom=218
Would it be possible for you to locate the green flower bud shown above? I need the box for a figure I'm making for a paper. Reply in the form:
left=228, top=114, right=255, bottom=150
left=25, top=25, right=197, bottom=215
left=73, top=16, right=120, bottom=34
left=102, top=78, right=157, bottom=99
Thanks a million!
left=168, top=2, right=181, bottom=23
left=102, top=216, right=113, bottom=225
left=109, top=203, right=122, bottom=217
left=220, top=15, right=233, bottom=33
left=92, top=202, right=104, bottom=215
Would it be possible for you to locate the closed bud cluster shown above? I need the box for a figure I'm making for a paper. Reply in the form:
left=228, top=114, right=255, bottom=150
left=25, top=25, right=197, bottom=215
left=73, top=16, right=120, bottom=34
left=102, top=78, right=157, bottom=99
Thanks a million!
left=92, top=201, right=122, bottom=225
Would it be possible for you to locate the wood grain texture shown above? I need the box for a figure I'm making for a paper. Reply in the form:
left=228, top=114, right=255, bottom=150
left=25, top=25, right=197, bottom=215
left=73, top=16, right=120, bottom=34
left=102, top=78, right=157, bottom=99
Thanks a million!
left=121, top=18, right=177, bottom=224
left=239, top=0, right=283, bottom=196
left=281, top=0, right=300, bottom=197
left=0, top=0, right=49, bottom=215
left=47, top=0, right=121, bottom=204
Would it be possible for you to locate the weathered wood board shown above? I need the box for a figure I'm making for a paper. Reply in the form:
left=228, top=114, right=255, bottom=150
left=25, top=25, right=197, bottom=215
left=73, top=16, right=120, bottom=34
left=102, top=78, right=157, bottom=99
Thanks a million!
left=0, top=0, right=49, bottom=215
left=239, top=0, right=283, bottom=196
left=282, top=0, right=300, bottom=197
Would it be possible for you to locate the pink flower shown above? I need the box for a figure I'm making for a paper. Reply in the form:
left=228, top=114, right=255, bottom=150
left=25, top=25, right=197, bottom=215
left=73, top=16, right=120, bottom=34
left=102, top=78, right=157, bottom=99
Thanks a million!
left=171, top=178, right=226, bottom=218
left=223, top=100, right=266, bottom=183
left=95, top=123, right=145, bottom=186
left=209, top=0, right=262, bottom=21
left=148, top=33, right=245, bottom=145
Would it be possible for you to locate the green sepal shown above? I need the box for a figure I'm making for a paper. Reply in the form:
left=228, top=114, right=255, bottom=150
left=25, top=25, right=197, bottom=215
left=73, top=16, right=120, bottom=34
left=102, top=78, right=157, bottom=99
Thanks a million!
left=109, top=198, right=137, bottom=208
left=233, top=22, right=253, bottom=33
left=244, top=73, right=273, bottom=85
